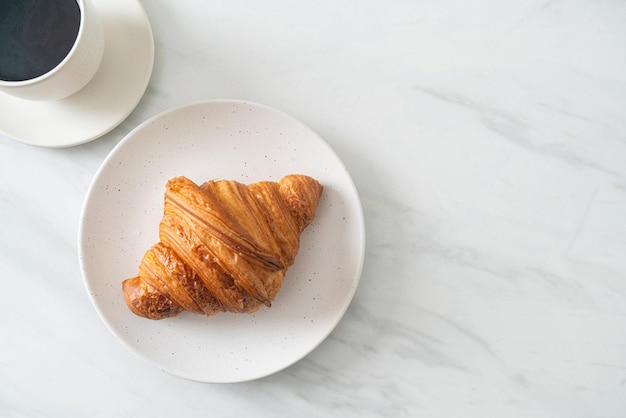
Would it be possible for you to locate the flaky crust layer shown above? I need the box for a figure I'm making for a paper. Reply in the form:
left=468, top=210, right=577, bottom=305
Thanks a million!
left=122, top=174, right=323, bottom=320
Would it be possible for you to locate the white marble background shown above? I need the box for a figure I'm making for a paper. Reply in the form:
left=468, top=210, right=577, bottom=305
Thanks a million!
left=2, top=0, right=626, bottom=416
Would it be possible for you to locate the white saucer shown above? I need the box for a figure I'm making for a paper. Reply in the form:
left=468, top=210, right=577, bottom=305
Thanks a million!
left=0, top=0, right=154, bottom=148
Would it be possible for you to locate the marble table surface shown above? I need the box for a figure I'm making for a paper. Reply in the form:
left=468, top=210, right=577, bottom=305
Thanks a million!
left=2, top=0, right=626, bottom=416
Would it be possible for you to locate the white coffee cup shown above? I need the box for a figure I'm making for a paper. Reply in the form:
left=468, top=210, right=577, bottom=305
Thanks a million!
left=0, top=0, right=104, bottom=101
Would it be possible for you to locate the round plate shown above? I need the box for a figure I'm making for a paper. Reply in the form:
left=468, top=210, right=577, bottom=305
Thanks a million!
left=0, top=0, right=154, bottom=147
left=79, top=100, right=365, bottom=383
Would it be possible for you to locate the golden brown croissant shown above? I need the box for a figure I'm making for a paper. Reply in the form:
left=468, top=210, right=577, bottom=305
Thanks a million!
left=122, top=174, right=323, bottom=320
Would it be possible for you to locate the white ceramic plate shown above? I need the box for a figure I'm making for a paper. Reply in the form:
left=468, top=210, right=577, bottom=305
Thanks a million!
left=79, top=100, right=365, bottom=383
left=0, top=0, right=154, bottom=147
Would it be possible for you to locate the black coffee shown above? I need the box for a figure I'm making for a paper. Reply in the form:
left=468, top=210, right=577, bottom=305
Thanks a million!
left=0, top=0, right=81, bottom=81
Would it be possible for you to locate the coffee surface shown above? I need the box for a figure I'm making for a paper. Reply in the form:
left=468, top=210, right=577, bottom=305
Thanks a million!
left=0, top=0, right=81, bottom=81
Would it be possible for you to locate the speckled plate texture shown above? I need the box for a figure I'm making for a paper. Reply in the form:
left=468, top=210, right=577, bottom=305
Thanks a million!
left=78, top=100, right=365, bottom=383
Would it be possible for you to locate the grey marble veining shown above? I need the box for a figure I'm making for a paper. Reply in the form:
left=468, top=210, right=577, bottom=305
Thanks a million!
left=2, top=0, right=626, bottom=416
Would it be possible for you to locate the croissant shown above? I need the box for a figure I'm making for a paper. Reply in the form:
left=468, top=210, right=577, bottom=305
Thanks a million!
left=122, top=174, right=323, bottom=320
